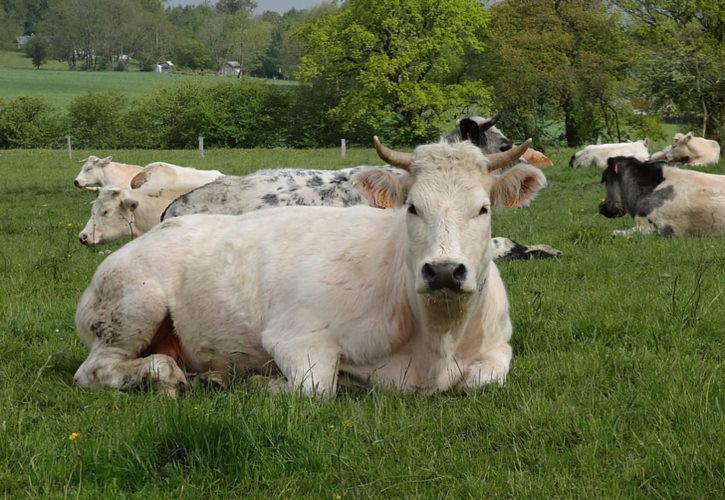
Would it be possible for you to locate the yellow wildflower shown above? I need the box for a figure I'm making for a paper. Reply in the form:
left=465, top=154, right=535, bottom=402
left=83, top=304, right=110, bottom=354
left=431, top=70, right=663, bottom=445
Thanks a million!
left=68, top=432, right=79, bottom=441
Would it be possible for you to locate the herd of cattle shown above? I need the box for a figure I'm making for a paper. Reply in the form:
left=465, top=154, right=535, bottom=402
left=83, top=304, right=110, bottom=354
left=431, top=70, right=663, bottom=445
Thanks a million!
left=69, top=117, right=723, bottom=397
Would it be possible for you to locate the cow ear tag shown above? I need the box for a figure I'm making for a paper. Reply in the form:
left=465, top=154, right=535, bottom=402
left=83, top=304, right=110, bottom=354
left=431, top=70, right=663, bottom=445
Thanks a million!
left=613, top=164, right=619, bottom=175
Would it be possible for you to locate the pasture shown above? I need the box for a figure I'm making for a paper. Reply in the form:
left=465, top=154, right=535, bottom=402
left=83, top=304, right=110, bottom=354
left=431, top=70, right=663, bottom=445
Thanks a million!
left=0, top=49, right=296, bottom=111
left=0, top=147, right=723, bottom=497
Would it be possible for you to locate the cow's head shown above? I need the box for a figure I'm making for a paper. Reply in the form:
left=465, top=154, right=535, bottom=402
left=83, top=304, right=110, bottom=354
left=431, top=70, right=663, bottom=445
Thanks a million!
left=447, top=113, right=513, bottom=154
left=78, top=187, right=139, bottom=246
left=354, top=137, right=545, bottom=302
left=599, top=156, right=665, bottom=218
left=664, top=132, right=695, bottom=164
left=74, top=156, right=113, bottom=189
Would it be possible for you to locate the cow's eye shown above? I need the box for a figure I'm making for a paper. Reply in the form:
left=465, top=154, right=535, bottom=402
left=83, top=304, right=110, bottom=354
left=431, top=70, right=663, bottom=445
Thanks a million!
left=407, top=204, right=418, bottom=215
left=101, top=210, right=109, bottom=217
left=479, top=205, right=489, bottom=215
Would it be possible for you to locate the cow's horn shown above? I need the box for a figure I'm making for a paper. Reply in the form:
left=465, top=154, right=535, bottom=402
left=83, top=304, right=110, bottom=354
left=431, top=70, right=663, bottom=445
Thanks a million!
left=486, top=139, right=532, bottom=171
left=373, top=136, right=414, bottom=170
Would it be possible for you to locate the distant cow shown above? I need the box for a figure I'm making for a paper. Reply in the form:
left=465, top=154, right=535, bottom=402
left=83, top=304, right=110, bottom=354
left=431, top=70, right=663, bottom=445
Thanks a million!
left=78, top=184, right=199, bottom=246
left=650, top=132, right=721, bottom=166
left=129, top=162, right=224, bottom=189
left=598, top=156, right=725, bottom=237
left=446, top=114, right=513, bottom=154
left=570, top=139, right=650, bottom=169
left=73, top=156, right=142, bottom=189
left=73, top=140, right=545, bottom=397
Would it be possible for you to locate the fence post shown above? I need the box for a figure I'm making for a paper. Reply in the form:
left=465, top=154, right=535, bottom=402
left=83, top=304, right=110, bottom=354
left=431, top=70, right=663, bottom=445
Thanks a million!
left=340, top=138, right=346, bottom=158
left=66, top=135, right=72, bottom=159
left=198, top=135, right=204, bottom=158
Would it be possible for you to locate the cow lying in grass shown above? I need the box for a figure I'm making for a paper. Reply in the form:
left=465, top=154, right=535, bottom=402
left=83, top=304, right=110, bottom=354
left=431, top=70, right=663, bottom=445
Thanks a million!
left=74, top=156, right=223, bottom=190
left=650, top=132, right=721, bottom=166
left=78, top=185, right=201, bottom=246
left=73, top=139, right=544, bottom=397
left=570, top=139, right=650, bottom=169
left=599, top=156, right=725, bottom=237
left=73, top=156, right=143, bottom=189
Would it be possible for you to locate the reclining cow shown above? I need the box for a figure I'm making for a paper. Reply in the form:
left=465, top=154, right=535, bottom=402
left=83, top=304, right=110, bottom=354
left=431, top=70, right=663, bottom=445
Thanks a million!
left=74, top=156, right=223, bottom=190
left=650, top=132, right=721, bottom=166
left=73, top=139, right=544, bottom=397
left=161, top=118, right=562, bottom=262
left=570, top=139, right=650, bottom=169
left=598, top=156, right=725, bottom=237
left=78, top=184, right=201, bottom=246
left=73, top=156, right=143, bottom=189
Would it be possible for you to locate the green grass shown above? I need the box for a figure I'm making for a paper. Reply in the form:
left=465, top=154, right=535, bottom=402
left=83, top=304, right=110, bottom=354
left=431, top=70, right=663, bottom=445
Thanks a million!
left=0, top=49, right=296, bottom=110
left=0, top=148, right=724, bottom=497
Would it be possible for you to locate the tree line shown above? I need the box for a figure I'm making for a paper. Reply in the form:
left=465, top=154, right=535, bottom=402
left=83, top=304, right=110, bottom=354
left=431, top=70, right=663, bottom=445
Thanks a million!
left=1, top=0, right=722, bottom=149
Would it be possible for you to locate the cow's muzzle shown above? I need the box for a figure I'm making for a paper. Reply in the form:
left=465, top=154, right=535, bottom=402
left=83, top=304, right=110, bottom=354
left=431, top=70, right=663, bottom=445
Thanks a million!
left=598, top=202, right=625, bottom=218
left=421, top=261, right=467, bottom=292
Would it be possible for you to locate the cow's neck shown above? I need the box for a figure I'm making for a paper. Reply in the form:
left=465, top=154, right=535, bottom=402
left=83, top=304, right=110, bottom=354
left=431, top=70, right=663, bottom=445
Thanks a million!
left=410, top=275, right=486, bottom=390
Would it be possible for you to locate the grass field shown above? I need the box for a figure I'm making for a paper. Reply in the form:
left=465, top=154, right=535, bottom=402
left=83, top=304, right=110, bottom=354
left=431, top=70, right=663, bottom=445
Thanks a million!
left=0, top=146, right=723, bottom=497
left=0, top=49, right=295, bottom=110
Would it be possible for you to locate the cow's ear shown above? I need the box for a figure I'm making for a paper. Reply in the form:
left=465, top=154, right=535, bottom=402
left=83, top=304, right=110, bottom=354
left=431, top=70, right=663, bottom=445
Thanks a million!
left=644, top=138, right=650, bottom=147
left=458, top=118, right=483, bottom=146
left=130, top=170, right=149, bottom=189
left=99, top=156, right=113, bottom=167
left=352, top=169, right=409, bottom=208
left=120, top=193, right=139, bottom=212
left=490, top=165, right=547, bottom=208
left=682, top=133, right=693, bottom=144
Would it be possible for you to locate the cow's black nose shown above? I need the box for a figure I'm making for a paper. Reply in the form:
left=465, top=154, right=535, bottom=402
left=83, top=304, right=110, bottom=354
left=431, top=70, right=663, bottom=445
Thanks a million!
left=422, top=261, right=467, bottom=291
left=74, top=180, right=81, bottom=187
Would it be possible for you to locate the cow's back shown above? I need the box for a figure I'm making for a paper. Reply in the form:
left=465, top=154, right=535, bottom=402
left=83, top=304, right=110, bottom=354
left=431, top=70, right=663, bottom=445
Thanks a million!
left=161, top=167, right=396, bottom=219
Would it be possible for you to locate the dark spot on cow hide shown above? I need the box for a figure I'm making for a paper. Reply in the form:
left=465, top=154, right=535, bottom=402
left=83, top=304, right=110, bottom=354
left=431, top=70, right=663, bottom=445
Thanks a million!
left=306, top=174, right=324, bottom=188
left=90, top=320, right=106, bottom=339
left=262, top=193, right=279, bottom=206
left=636, top=185, right=675, bottom=218
left=264, top=176, right=279, bottom=184
left=332, top=172, right=350, bottom=184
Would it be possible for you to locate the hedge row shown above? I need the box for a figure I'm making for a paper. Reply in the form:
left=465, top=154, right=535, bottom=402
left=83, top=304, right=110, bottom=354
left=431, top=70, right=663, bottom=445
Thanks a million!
left=0, top=80, right=381, bottom=149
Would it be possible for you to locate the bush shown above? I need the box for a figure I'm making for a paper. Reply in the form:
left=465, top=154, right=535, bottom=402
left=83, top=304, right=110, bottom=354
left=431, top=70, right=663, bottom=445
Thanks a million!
left=67, top=92, right=130, bottom=148
left=0, top=96, right=65, bottom=148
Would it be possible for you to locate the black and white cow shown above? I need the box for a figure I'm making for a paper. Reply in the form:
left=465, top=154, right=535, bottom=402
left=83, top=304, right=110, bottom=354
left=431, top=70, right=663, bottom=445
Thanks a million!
left=598, top=156, right=725, bottom=237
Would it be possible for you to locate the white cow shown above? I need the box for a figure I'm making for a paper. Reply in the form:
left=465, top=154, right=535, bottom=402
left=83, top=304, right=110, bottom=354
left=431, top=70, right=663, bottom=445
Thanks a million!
left=73, top=156, right=143, bottom=189
left=130, top=162, right=224, bottom=189
left=78, top=184, right=199, bottom=246
left=73, top=139, right=546, bottom=397
left=569, top=139, right=650, bottom=169
left=650, top=132, right=721, bottom=166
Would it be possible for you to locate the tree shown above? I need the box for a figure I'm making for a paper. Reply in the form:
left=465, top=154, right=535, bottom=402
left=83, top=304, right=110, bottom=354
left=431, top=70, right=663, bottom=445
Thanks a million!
left=225, top=10, right=272, bottom=77
left=478, top=0, right=633, bottom=147
left=23, top=34, right=47, bottom=68
left=295, top=0, right=491, bottom=145
left=174, top=38, right=214, bottom=71
left=614, top=0, right=725, bottom=143
left=215, top=0, right=255, bottom=14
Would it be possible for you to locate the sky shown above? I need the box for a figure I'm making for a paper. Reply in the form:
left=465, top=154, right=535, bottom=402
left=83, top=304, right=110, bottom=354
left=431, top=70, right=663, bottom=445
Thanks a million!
left=165, top=0, right=331, bottom=14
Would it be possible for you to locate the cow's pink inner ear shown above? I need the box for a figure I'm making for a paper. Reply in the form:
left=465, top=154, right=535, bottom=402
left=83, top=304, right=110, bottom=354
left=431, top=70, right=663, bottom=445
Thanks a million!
left=490, top=166, right=547, bottom=208
left=352, top=170, right=407, bottom=209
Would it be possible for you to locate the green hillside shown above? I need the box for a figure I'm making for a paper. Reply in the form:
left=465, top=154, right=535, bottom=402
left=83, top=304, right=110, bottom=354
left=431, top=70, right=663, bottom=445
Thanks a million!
left=0, top=49, right=294, bottom=111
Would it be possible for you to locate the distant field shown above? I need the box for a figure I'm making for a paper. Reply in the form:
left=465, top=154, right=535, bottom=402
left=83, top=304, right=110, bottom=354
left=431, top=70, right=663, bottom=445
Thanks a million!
left=0, top=49, right=295, bottom=110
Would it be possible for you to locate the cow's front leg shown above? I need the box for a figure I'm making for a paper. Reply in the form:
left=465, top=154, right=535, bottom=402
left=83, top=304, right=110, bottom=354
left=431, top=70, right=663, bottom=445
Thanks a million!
left=612, top=220, right=656, bottom=237
left=263, top=330, right=341, bottom=398
left=458, top=342, right=512, bottom=391
left=73, top=343, right=188, bottom=397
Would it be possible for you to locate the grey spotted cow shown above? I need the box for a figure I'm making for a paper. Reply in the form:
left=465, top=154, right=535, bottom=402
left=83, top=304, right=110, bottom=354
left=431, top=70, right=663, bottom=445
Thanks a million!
left=161, top=118, right=562, bottom=262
